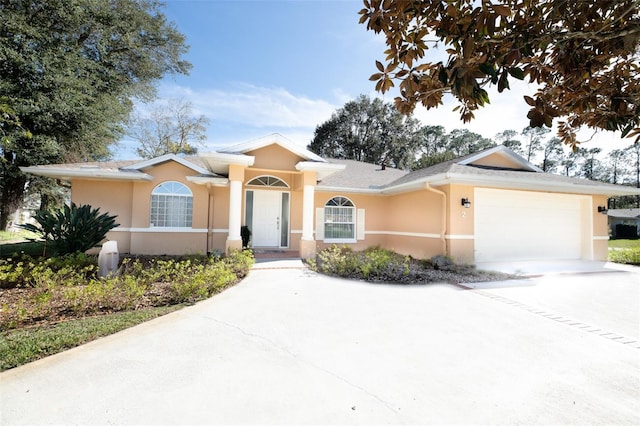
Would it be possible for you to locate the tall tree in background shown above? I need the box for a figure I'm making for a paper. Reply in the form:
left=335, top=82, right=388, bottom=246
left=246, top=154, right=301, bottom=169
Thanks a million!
left=447, top=129, right=495, bottom=157
left=360, top=0, right=640, bottom=148
left=579, top=147, right=604, bottom=181
left=606, top=149, right=630, bottom=185
left=418, top=125, right=449, bottom=158
left=561, top=150, right=581, bottom=177
left=308, top=95, right=421, bottom=169
left=606, top=149, right=630, bottom=208
left=128, top=99, right=209, bottom=159
left=538, top=137, right=564, bottom=173
left=626, top=143, right=640, bottom=207
left=495, top=130, right=522, bottom=155
left=0, top=0, right=190, bottom=229
left=413, top=125, right=454, bottom=169
left=521, top=126, right=549, bottom=162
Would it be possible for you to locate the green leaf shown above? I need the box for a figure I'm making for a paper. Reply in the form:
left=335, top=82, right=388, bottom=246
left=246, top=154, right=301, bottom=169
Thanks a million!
left=508, top=67, right=525, bottom=80
left=479, top=63, right=496, bottom=77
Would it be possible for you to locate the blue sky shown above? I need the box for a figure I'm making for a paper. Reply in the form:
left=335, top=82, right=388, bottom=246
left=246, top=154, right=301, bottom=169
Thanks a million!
left=116, top=0, right=628, bottom=159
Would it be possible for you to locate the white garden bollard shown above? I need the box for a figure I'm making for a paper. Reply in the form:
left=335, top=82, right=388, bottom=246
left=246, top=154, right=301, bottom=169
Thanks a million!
left=98, top=240, right=119, bottom=277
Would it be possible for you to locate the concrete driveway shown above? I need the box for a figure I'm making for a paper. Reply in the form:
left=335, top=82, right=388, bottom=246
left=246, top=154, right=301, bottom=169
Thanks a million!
left=1, top=261, right=639, bottom=425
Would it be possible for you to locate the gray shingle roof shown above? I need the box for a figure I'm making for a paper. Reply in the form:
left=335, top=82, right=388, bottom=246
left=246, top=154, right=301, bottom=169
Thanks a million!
left=41, top=156, right=208, bottom=172
left=23, top=146, right=640, bottom=197
left=318, top=159, right=409, bottom=190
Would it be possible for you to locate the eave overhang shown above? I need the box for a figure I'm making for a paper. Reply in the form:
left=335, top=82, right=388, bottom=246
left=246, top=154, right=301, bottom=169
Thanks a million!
left=127, top=154, right=211, bottom=175
left=186, top=175, right=230, bottom=186
left=319, top=172, right=640, bottom=197
left=295, top=161, right=346, bottom=181
left=219, top=133, right=327, bottom=163
left=19, top=166, right=153, bottom=182
left=380, top=173, right=640, bottom=196
left=198, top=152, right=255, bottom=175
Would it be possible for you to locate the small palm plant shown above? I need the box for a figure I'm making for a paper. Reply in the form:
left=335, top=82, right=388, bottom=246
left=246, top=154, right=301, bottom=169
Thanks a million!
left=20, top=203, right=119, bottom=256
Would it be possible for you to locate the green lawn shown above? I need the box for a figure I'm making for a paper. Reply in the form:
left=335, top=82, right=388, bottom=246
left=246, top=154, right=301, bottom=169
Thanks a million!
left=0, top=229, right=38, bottom=242
left=608, top=239, right=640, bottom=249
left=0, top=230, right=44, bottom=258
left=0, top=306, right=184, bottom=371
left=608, top=239, right=640, bottom=265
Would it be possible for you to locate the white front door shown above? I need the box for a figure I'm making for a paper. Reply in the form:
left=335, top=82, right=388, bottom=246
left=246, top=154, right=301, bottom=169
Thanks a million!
left=251, top=190, right=281, bottom=247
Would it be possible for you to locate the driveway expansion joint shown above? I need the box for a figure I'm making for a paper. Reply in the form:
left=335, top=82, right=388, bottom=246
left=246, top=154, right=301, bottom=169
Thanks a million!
left=459, top=283, right=639, bottom=349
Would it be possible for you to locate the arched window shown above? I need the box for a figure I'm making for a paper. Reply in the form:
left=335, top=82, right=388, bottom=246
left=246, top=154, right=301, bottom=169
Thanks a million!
left=246, top=176, right=288, bottom=188
left=150, top=181, right=193, bottom=228
left=324, top=196, right=355, bottom=240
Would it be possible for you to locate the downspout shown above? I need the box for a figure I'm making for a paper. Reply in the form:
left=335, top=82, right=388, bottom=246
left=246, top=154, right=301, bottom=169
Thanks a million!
left=425, top=182, right=447, bottom=255
left=206, top=183, right=212, bottom=255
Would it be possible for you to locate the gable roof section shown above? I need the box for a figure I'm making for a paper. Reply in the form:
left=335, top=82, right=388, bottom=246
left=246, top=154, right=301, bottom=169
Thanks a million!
left=21, top=141, right=640, bottom=197
left=218, top=133, right=326, bottom=163
left=20, top=155, right=221, bottom=182
left=458, top=145, right=543, bottom=172
left=320, top=146, right=640, bottom=197
left=126, top=154, right=212, bottom=175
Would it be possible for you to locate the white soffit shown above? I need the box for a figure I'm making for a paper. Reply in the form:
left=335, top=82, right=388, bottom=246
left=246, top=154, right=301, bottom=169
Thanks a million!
left=219, top=133, right=327, bottom=163
left=459, top=145, right=543, bottom=172
left=186, top=175, right=229, bottom=186
left=377, top=171, right=640, bottom=196
left=19, top=166, right=152, bottom=181
left=296, top=161, right=346, bottom=180
left=127, top=153, right=212, bottom=175
left=198, top=152, right=255, bottom=175
left=432, top=173, right=640, bottom=196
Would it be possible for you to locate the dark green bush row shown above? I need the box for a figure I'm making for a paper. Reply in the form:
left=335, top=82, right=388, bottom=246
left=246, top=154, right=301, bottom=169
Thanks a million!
left=615, top=224, right=639, bottom=240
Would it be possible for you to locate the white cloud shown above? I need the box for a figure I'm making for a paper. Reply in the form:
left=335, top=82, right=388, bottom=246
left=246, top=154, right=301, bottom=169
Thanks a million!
left=160, top=83, right=337, bottom=129
left=120, top=80, right=631, bottom=159
left=142, top=82, right=343, bottom=149
left=413, top=80, right=537, bottom=138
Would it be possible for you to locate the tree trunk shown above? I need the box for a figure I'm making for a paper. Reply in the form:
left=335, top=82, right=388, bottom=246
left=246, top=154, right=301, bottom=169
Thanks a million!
left=0, top=168, right=27, bottom=230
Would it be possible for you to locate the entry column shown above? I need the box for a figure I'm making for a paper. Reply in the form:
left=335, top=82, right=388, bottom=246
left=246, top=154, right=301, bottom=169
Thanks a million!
left=226, top=164, right=245, bottom=253
left=299, top=170, right=317, bottom=259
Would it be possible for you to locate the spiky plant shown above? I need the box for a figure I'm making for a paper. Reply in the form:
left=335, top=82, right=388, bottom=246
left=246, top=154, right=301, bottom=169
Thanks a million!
left=20, top=203, right=119, bottom=256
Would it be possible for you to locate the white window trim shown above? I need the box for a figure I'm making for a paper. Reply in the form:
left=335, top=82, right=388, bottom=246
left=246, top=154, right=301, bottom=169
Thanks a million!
left=150, top=181, right=193, bottom=228
left=324, top=237, right=357, bottom=244
left=322, top=196, right=357, bottom=243
left=246, top=175, right=289, bottom=188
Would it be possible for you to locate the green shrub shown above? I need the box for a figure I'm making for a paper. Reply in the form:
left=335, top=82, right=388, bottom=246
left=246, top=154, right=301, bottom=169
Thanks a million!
left=224, top=249, right=254, bottom=278
left=312, top=245, right=411, bottom=281
left=0, top=253, right=97, bottom=289
left=614, top=224, right=638, bottom=240
left=608, top=247, right=640, bottom=265
left=168, top=252, right=252, bottom=303
left=0, top=250, right=255, bottom=331
left=0, top=241, right=45, bottom=258
left=315, top=245, right=360, bottom=277
left=20, top=203, right=119, bottom=256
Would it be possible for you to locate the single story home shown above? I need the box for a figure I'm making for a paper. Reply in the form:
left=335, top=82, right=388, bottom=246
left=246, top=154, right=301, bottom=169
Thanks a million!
left=607, top=208, right=640, bottom=238
left=21, top=134, right=640, bottom=263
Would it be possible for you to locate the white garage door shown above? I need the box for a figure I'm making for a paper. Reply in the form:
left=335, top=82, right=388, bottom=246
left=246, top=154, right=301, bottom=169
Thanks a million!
left=474, top=188, right=591, bottom=262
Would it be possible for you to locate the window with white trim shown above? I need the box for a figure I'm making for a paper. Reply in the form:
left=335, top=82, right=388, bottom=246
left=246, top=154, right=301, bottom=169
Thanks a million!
left=246, top=176, right=288, bottom=187
left=324, top=196, right=355, bottom=240
left=150, top=181, right=193, bottom=227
